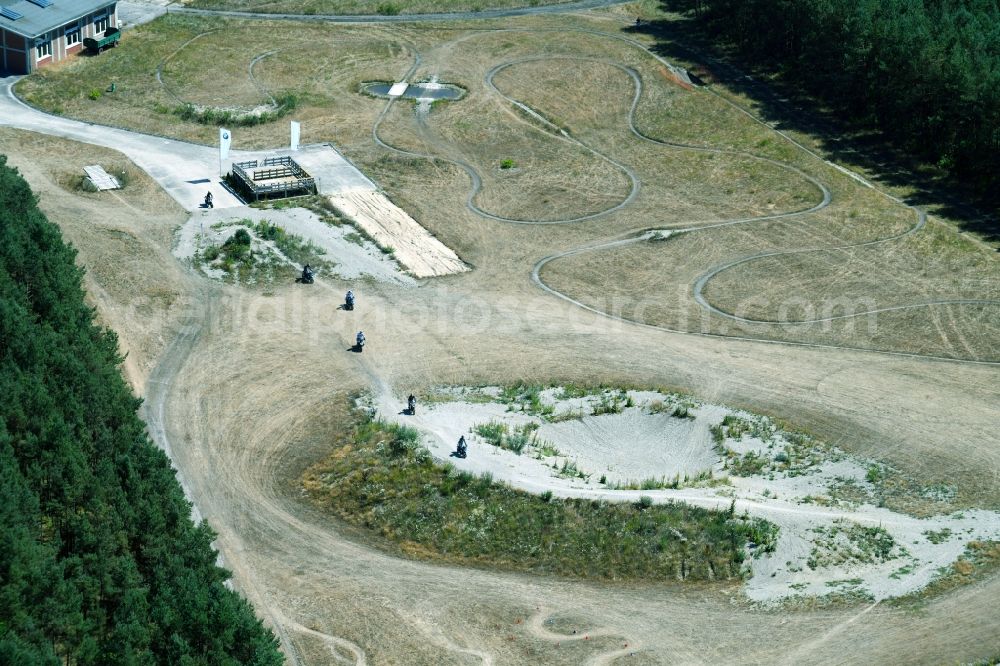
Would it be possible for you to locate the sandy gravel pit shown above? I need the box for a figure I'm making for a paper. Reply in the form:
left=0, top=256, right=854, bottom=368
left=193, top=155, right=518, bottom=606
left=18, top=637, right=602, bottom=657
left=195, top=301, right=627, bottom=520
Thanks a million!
left=375, top=386, right=1000, bottom=603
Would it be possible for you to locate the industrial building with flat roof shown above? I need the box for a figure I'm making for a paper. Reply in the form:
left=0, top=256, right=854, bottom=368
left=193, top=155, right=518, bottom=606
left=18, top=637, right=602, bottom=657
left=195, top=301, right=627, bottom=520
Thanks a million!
left=0, top=0, right=117, bottom=74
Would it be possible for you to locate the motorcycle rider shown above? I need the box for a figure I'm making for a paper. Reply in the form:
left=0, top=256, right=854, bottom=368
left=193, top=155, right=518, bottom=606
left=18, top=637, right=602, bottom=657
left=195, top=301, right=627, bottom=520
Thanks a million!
left=355, top=330, right=365, bottom=351
left=407, top=394, right=416, bottom=415
left=345, top=290, right=355, bottom=310
left=204, top=191, right=214, bottom=208
left=456, top=435, right=467, bottom=458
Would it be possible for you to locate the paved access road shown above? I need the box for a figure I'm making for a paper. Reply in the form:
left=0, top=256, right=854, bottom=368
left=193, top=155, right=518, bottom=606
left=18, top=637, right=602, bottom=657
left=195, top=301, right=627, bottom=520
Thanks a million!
left=1, top=76, right=243, bottom=209
left=0, top=77, right=375, bottom=211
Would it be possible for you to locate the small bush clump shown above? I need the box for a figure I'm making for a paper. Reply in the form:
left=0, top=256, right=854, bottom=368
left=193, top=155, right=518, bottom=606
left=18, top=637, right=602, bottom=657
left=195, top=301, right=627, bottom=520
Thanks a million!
left=499, top=383, right=554, bottom=417
left=671, top=405, right=693, bottom=419
left=591, top=390, right=629, bottom=416
left=473, top=421, right=543, bottom=456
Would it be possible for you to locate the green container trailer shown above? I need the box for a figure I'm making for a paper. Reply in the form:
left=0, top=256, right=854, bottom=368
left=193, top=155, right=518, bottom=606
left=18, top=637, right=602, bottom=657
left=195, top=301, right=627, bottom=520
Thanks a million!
left=83, top=27, right=120, bottom=54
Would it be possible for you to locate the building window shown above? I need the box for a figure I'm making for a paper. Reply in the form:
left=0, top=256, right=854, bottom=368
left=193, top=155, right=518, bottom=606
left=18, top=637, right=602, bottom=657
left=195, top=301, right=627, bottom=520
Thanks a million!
left=66, top=24, right=81, bottom=46
left=94, top=13, right=110, bottom=34
left=36, top=36, right=51, bottom=60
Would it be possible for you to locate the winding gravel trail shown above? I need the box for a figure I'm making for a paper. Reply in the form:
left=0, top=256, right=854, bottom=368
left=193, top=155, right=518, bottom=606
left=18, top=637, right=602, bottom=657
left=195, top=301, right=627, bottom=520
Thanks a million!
left=372, top=56, right=641, bottom=225
left=120, top=8, right=997, bottom=360
left=9, top=9, right=999, bottom=662
left=362, top=28, right=998, bottom=363
left=142, top=283, right=314, bottom=664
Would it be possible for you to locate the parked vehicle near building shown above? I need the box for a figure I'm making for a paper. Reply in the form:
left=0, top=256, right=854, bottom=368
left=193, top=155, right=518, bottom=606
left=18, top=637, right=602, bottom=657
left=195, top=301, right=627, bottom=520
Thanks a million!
left=83, top=26, right=120, bottom=54
left=0, top=1, right=118, bottom=74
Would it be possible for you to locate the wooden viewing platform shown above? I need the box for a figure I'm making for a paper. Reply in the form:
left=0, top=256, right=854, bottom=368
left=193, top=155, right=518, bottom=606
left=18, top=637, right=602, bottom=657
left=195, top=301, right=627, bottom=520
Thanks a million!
left=229, top=156, right=317, bottom=202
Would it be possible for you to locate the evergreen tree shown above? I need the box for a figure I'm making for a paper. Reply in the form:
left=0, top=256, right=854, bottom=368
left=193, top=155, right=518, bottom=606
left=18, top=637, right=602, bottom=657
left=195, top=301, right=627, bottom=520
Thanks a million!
left=674, top=0, right=1000, bottom=199
left=0, top=155, right=283, bottom=665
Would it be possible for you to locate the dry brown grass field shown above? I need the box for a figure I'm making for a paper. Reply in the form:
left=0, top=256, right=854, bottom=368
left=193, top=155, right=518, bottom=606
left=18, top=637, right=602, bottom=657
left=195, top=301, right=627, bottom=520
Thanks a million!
left=18, top=13, right=995, bottom=360
left=5, top=5, right=999, bottom=664
left=181, top=0, right=575, bottom=15
left=0, top=128, right=191, bottom=388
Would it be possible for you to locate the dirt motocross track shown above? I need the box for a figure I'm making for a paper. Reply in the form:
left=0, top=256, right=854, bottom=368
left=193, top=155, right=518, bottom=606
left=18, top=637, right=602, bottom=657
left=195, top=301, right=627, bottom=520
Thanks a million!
left=140, top=254, right=999, bottom=666
left=145, top=253, right=1000, bottom=666
left=5, top=6, right=1000, bottom=666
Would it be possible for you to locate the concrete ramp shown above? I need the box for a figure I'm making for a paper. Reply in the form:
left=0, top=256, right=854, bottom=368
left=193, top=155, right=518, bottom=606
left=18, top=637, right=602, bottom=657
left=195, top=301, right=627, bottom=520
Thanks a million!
left=327, top=190, right=468, bottom=278
left=83, top=165, right=121, bottom=190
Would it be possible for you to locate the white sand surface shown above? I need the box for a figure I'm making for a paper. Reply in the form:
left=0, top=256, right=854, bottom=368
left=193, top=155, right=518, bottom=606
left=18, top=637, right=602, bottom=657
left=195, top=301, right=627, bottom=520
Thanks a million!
left=537, top=411, right=717, bottom=483
left=373, top=387, right=1000, bottom=603
left=174, top=206, right=414, bottom=284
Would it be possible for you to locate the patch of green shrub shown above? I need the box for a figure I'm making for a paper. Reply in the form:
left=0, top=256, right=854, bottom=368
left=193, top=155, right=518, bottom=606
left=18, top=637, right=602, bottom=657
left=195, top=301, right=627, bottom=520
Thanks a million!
left=558, top=459, right=587, bottom=479
left=923, top=528, right=952, bottom=545
left=499, top=383, right=554, bottom=417
left=808, top=520, right=900, bottom=569
left=303, top=412, right=777, bottom=581
left=591, top=390, right=628, bottom=416
left=474, top=420, right=507, bottom=447
left=729, top=451, right=768, bottom=476
left=474, top=421, right=545, bottom=456
left=174, top=92, right=299, bottom=127
left=671, top=404, right=693, bottom=419
left=229, top=228, right=252, bottom=246
left=250, top=220, right=328, bottom=268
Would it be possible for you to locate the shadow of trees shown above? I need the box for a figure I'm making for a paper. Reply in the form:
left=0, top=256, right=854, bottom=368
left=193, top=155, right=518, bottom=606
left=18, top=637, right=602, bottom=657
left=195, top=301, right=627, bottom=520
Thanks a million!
left=629, top=5, right=999, bottom=245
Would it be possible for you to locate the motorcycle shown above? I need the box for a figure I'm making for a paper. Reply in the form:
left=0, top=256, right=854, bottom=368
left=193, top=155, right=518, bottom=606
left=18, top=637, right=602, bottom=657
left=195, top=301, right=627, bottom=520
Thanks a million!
left=204, top=192, right=214, bottom=209
left=297, top=265, right=314, bottom=284
left=355, top=332, right=365, bottom=353
left=345, top=291, right=355, bottom=311
left=407, top=395, right=416, bottom=415
left=455, top=436, right=467, bottom=459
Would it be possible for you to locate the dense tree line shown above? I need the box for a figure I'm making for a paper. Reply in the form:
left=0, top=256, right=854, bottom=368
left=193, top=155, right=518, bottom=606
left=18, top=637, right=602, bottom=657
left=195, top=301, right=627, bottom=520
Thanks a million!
left=0, top=156, right=283, bottom=665
left=670, top=0, right=1000, bottom=195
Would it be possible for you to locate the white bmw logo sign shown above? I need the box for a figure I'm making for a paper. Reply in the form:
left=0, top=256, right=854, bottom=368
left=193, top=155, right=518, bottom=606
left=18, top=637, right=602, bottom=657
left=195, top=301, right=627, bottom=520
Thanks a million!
left=223, top=132, right=230, bottom=140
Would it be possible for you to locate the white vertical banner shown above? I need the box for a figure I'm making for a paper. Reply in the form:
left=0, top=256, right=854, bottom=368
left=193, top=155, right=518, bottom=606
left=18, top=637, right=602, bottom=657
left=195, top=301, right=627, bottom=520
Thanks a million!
left=219, top=127, right=232, bottom=175
left=290, top=121, right=300, bottom=151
